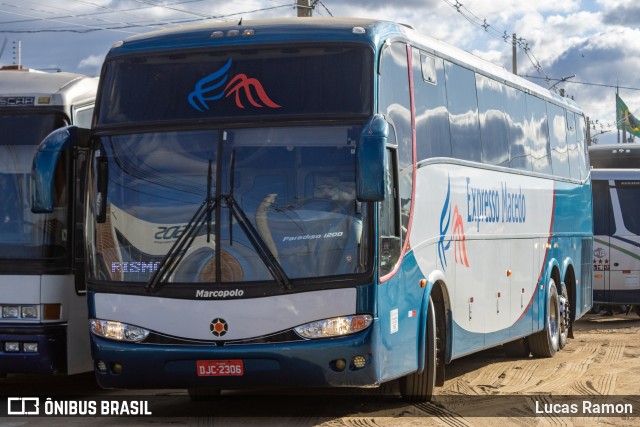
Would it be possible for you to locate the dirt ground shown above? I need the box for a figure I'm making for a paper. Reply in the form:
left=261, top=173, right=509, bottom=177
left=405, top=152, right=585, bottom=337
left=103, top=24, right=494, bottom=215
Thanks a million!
left=337, top=311, right=640, bottom=427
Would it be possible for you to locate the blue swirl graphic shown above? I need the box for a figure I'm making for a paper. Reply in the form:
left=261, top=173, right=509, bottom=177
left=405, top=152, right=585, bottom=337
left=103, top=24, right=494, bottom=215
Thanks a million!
left=437, top=175, right=452, bottom=269
left=188, top=59, right=233, bottom=112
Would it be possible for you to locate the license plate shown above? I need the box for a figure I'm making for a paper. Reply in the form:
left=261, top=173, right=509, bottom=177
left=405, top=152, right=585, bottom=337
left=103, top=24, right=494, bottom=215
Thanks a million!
left=196, top=359, right=244, bottom=377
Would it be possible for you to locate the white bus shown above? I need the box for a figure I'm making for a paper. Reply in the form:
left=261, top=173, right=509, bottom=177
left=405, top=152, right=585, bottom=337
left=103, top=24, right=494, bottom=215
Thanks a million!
left=0, top=67, right=98, bottom=375
left=32, top=18, right=592, bottom=401
left=590, top=145, right=640, bottom=315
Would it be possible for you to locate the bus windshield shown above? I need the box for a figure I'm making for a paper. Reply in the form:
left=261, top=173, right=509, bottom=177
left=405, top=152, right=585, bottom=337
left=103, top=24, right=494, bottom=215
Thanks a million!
left=0, top=113, right=69, bottom=260
left=90, top=125, right=369, bottom=284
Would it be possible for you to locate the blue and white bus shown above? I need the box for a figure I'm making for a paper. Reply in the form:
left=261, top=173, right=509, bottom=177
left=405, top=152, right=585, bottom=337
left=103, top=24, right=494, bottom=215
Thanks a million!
left=590, top=145, right=640, bottom=315
left=32, top=18, right=592, bottom=400
left=1, top=67, right=97, bottom=375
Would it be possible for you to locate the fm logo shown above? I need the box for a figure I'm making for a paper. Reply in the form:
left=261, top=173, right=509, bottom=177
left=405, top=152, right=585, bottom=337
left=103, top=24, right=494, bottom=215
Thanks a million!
left=188, top=59, right=281, bottom=112
left=438, top=176, right=470, bottom=270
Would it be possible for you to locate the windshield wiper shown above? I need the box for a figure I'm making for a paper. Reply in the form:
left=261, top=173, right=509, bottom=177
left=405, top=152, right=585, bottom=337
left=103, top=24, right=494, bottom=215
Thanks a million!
left=145, top=158, right=292, bottom=292
left=146, top=161, right=216, bottom=292
left=224, top=194, right=293, bottom=291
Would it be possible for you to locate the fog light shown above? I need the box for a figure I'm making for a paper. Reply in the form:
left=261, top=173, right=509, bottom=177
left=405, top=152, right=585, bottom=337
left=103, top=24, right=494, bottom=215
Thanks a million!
left=352, top=355, right=367, bottom=370
left=331, top=359, right=346, bottom=372
left=97, top=360, right=107, bottom=372
left=23, top=342, right=38, bottom=352
left=2, top=306, right=19, bottom=318
left=5, top=341, right=20, bottom=352
left=111, top=363, right=123, bottom=374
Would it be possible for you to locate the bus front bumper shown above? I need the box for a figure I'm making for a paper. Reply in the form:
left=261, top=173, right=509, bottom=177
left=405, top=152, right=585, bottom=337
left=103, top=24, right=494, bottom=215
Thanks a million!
left=91, top=329, right=378, bottom=390
left=0, top=324, right=67, bottom=375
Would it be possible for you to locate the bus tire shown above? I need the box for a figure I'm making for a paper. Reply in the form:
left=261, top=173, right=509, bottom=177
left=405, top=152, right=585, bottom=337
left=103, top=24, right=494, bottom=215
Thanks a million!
left=559, top=284, right=570, bottom=349
left=187, top=387, right=221, bottom=401
left=529, top=279, right=560, bottom=358
left=399, top=296, right=437, bottom=402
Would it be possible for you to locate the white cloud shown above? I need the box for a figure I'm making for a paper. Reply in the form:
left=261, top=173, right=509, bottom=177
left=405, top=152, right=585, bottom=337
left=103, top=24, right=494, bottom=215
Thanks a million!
left=78, top=54, right=104, bottom=70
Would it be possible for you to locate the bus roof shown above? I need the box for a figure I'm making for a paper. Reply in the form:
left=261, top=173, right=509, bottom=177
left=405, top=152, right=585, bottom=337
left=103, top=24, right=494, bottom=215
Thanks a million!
left=0, top=69, right=98, bottom=107
left=591, top=168, right=640, bottom=180
left=106, top=17, right=580, bottom=114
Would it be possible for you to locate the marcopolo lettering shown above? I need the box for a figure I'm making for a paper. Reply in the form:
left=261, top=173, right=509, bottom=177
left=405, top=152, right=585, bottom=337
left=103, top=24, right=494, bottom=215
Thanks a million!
left=196, top=289, right=244, bottom=298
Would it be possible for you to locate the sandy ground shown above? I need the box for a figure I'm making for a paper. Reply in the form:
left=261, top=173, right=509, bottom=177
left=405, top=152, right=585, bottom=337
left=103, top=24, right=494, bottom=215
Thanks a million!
left=2, top=312, right=639, bottom=426
left=334, top=311, right=640, bottom=427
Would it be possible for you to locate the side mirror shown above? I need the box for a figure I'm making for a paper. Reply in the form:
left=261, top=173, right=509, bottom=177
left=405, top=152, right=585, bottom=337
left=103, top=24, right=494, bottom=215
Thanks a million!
left=356, top=114, right=388, bottom=202
left=32, top=125, right=89, bottom=213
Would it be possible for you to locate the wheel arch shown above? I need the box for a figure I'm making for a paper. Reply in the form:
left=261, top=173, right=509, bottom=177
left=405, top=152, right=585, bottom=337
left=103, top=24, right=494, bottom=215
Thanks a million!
left=561, top=258, right=577, bottom=324
left=541, top=258, right=562, bottom=328
left=418, top=273, right=451, bottom=385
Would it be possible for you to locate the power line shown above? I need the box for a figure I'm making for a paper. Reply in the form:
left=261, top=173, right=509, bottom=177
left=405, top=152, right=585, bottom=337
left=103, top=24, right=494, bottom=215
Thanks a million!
left=441, top=0, right=550, bottom=83
left=523, top=75, right=640, bottom=92
left=0, top=1, right=142, bottom=34
left=0, top=2, right=293, bottom=33
left=314, top=0, right=333, bottom=17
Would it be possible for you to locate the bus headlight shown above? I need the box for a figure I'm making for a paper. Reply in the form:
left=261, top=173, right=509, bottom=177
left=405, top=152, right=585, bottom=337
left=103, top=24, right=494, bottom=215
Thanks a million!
left=21, top=306, right=38, bottom=319
left=294, top=314, right=373, bottom=339
left=2, top=306, right=19, bottom=318
left=90, top=319, right=149, bottom=343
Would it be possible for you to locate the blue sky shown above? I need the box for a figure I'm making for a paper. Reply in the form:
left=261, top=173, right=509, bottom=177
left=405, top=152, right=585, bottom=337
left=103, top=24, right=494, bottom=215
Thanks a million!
left=1, top=0, right=638, bottom=144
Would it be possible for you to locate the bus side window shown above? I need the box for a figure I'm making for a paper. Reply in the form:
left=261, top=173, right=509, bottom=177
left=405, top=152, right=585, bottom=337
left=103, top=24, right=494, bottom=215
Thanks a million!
left=592, top=180, right=611, bottom=236
left=505, top=86, right=532, bottom=171
left=547, top=102, right=570, bottom=178
left=445, top=61, right=481, bottom=163
left=476, top=74, right=509, bottom=166
left=412, top=48, right=451, bottom=161
left=379, top=41, right=413, bottom=244
left=575, top=113, right=589, bottom=180
left=525, top=94, right=552, bottom=175
left=378, top=145, right=401, bottom=277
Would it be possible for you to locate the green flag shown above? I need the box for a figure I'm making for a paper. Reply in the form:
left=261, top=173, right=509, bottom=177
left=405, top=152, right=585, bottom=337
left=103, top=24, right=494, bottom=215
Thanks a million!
left=616, top=93, right=640, bottom=138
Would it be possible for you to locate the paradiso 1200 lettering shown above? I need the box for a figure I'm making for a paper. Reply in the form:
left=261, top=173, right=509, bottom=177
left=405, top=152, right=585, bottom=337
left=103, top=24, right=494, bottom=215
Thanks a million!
left=187, top=59, right=281, bottom=112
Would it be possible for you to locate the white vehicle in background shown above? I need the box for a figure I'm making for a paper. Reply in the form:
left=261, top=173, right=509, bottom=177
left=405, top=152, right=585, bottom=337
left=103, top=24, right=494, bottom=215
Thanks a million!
left=590, top=145, right=640, bottom=315
left=0, top=66, right=98, bottom=375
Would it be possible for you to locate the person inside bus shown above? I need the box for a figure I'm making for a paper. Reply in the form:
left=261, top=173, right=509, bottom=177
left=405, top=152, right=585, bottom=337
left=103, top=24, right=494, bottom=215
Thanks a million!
left=312, top=174, right=356, bottom=208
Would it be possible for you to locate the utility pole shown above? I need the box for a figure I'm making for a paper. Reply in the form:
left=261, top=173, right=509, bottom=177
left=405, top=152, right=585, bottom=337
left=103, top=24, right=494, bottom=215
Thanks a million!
left=512, top=33, right=517, bottom=75
left=12, top=40, right=21, bottom=69
left=297, top=0, right=312, bottom=17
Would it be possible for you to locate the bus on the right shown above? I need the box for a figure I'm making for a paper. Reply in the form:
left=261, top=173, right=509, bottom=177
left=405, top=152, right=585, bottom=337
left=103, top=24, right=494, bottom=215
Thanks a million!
left=590, top=144, right=640, bottom=315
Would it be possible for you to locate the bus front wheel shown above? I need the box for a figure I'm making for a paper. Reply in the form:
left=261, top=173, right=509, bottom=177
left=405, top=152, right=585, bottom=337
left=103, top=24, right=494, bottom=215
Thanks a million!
left=529, top=279, right=561, bottom=357
left=399, top=296, right=437, bottom=402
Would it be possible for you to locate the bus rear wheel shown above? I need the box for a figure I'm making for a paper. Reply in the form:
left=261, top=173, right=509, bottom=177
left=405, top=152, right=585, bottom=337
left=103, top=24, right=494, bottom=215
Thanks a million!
left=559, top=284, right=570, bottom=349
left=399, top=296, right=437, bottom=402
left=529, top=279, right=560, bottom=357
